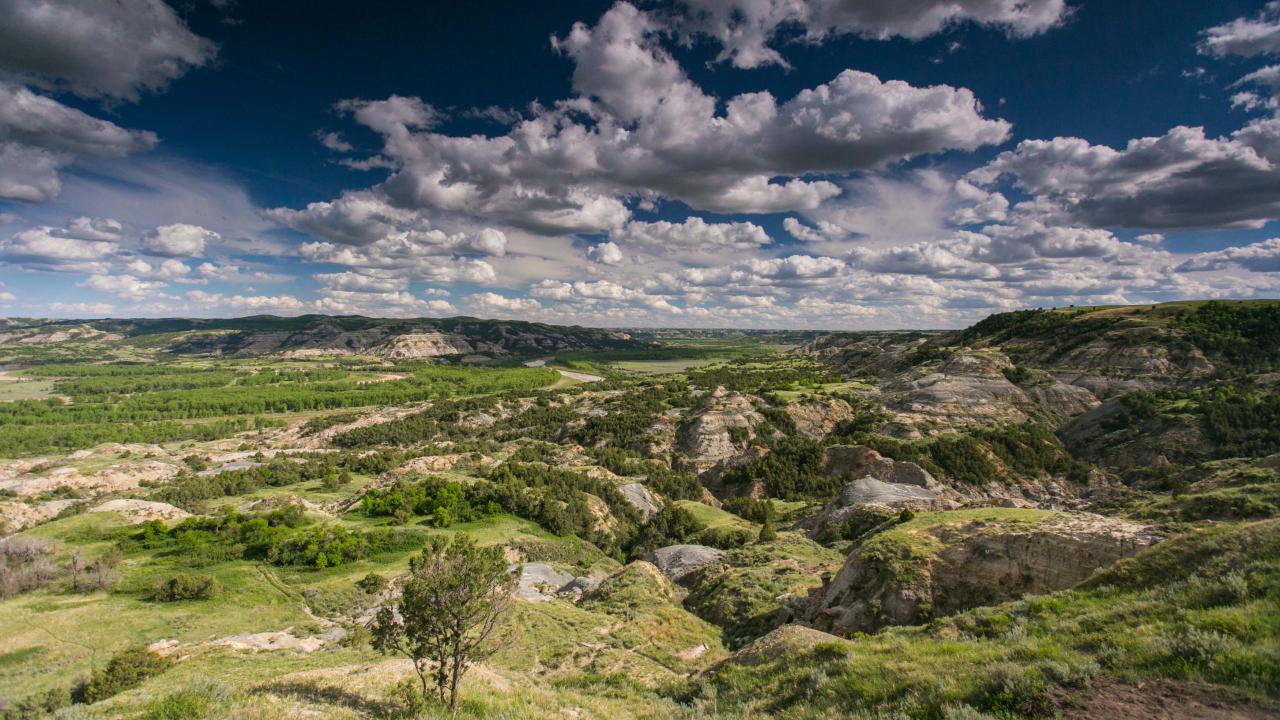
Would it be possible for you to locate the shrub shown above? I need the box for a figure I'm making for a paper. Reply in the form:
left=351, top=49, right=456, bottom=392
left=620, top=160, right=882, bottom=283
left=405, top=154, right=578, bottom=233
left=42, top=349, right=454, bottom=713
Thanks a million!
left=1, top=687, right=71, bottom=719
left=0, top=537, right=59, bottom=598
left=356, top=572, right=388, bottom=594
left=78, top=647, right=173, bottom=703
left=1158, top=625, right=1235, bottom=670
left=152, top=573, right=221, bottom=602
left=139, top=680, right=228, bottom=720
left=969, top=663, right=1052, bottom=718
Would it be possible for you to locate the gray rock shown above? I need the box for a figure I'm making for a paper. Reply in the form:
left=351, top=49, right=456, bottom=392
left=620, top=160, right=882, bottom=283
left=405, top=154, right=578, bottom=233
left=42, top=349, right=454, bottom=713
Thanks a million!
left=838, top=477, right=940, bottom=507
left=620, top=482, right=662, bottom=521
left=513, top=563, right=575, bottom=602
left=649, top=544, right=725, bottom=583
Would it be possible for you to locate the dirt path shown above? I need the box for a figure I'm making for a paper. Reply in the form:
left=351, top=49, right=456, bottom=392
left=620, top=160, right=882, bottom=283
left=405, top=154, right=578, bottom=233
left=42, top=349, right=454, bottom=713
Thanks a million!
left=1054, top=678, right=1280, bottom=720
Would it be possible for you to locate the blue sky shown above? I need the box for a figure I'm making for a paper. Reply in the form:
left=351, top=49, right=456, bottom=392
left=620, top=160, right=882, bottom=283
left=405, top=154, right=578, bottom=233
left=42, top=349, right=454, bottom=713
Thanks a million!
left=2, top=0, right=1280, bottom=328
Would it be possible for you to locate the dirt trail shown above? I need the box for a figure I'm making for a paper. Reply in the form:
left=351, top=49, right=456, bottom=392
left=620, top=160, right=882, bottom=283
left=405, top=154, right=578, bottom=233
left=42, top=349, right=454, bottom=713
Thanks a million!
left=1054, top=678, right=1279, bottom=720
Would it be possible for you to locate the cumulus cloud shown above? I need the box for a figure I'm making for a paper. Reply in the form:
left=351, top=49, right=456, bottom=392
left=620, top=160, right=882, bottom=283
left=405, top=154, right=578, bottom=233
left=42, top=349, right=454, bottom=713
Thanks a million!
left=315, top=131, right=353, bottom=153
left=289, top=2, right=1007, bottom=236
left=969, top=121, right=1280, bottom=229
left=470, top=292, right=541, bottom=314
left=141, top=223, right=220, bottom=257
left=0, top=0, right=215, bottom=101
left=78, top=273, right=165, bottom=299
left=609, top=217, right=771, bottom=254
left=672, top=0, right=1070, bottom=69
left=0, top=221, right=119, bottom=272
left=586, top=241, right=624, bottom=265
left=48, top=301, right=114, bottom=316
left=1178, top=238, right=1280, bottom=272
left=1199, top=2, right=1280, bottom=58
left=186, top=290, right=305, bottom=314
left=0, top=82, right=158, bottom=202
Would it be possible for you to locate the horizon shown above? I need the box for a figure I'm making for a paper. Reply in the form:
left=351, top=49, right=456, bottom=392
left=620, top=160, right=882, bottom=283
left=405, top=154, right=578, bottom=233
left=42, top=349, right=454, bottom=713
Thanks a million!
left=5, top=296, right=1277, bottom=333
left=3, top=1, right=1280, bottom=329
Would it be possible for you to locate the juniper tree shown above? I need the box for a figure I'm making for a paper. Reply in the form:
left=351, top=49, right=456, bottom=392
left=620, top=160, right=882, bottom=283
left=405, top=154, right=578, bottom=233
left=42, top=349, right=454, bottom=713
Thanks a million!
left=369, top=536, right=516, bottom=712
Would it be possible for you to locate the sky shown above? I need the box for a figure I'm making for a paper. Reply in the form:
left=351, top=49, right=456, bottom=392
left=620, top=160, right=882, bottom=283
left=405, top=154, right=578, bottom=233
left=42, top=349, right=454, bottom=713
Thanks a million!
left=2, top=0, right=1280, bottom=329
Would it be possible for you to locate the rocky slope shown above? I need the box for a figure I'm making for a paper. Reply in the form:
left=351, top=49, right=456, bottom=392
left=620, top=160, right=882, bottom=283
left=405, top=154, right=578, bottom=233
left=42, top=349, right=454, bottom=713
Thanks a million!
left=676, top=387, right=767, bottom=476
left=803, top=509, right=1160, bottom=635
left=0, top=315, right=642, bottom=358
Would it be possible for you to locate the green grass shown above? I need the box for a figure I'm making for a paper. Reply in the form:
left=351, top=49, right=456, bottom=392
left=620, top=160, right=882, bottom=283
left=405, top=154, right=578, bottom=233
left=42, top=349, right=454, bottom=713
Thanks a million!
left=673, top=501, right=758, bottom=533
left=695, top=519, right=1280, bottom=718
left=0, top=373, right=55, bottom=401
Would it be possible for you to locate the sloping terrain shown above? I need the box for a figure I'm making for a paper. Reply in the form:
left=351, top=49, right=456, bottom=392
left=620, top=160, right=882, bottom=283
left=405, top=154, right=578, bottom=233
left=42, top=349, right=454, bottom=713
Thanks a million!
left=0, top=302, right=1277, bottom=719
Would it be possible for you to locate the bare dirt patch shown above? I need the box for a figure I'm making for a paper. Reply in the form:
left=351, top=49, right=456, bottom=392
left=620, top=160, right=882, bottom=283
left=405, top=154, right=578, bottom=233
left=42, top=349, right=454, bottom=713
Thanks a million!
left=1053, top=678, right=1279, bottom=720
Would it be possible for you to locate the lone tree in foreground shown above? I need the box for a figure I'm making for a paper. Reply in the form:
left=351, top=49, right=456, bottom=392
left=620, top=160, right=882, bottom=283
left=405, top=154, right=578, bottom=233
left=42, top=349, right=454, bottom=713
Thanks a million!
left=369, top=536, right=516, bottom=712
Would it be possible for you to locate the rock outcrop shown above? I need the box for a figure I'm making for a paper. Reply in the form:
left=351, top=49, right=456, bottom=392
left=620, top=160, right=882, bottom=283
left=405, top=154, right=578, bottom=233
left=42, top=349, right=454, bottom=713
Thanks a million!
left=821, top=445, right=939, bottom=489
left=882, top=350, right=1099, bottom=433
left=89, top=499, right=191, bottom=524
left=512, top=562, right=605, bottom=602
left=649, top=544, right=725, bottom=583
left=784, top=397, right=854, bottom=440
left=676, top=388, right=765, bottom=475
left=372, top=332, right=475, bottom=358
left=800, top=446, right=959, bottom=540
left=804, top=510, right=1160, bottom=635
left=619, top=482, right=662, bottom=521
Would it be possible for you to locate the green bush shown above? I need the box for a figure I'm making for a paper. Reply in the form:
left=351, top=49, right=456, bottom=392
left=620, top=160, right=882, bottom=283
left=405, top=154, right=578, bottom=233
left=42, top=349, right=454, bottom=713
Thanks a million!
left=0, top=687, right=70, bottom=719
left=695, top=526, right=754, bottom=550
left=356, top=572, right=388, bottom=594
left=139, top=681, right=228, bottom=720
left=969, top=663, right=1052, bottom=718
left=78, top=647, right=173, bottom=704
left=152, top=573, right=221, bottom=602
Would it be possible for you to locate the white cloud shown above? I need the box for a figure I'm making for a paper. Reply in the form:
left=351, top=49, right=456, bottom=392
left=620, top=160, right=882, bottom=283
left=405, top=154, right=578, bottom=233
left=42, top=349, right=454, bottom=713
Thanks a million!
left=78, top=273, right=165, bottom=299
left=142, top=223, right=220, bottom=257
left=586, top=241, right=624, bottom=265
left=672, top=0, right=1069, bottom=69
left=609, top=217, right=771, bottom=254
left=970, top=122, right=1280, bottom=229
left=185, top=290, right=305, bottom=314
left=470, top=292, right=541, bottom=314
left=293, top=2, right=1008, bottom=236
left=315, top=131, right=353, bottom=153
left=1199, top=3, right=1280, bottom=58
left=0, top=0, right=216, bottom=101
left=47, top=301, right=114, bottom=316
left=1178, top=238, right=1280, bottom=272
left=0, top=82, right=157, bottom=202
left=0, top=222, right=118, bottom=272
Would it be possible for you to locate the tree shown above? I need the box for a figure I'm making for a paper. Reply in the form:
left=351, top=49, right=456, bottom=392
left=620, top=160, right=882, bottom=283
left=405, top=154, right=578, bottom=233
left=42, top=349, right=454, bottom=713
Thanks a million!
left=369, top=536, right=516, bottom=712
left=758, top=500, right=777, bottom=542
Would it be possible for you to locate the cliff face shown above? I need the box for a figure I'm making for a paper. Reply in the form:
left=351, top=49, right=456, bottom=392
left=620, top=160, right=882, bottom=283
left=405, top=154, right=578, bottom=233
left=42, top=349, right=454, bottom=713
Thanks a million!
left=804, top=510, right=1159, bottom=635
left=372, top=332, right=476, bottom=358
